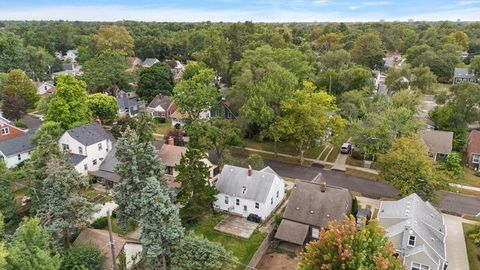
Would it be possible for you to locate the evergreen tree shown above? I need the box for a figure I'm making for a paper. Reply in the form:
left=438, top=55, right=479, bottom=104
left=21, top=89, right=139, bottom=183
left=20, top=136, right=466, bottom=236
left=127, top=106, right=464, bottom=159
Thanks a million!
left=135, top=109, right=155, bottom=144
left=37, top=157, right=92, bottom=247
left=139, top=176, right=184, bottom=269
left=175, top=148, right=218, bottom=223
left=0, top=162, right=16, bottom=222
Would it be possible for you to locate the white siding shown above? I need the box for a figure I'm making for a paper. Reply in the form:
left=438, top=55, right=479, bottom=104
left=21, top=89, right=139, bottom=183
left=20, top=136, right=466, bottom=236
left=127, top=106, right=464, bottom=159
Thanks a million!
left=1, top=150, right=32, bottom=168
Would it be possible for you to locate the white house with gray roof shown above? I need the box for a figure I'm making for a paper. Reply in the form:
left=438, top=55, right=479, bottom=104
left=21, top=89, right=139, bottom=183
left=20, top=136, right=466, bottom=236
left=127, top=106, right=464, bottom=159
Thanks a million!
left=379, top=193, right=447, bottom=270
left=213, top=165, right=285, bottom=220
left=453, top=67, right=477, bottom=84
left=58, top=122, right=115, bottom=176
left=0, top=131, right=35, bottom=168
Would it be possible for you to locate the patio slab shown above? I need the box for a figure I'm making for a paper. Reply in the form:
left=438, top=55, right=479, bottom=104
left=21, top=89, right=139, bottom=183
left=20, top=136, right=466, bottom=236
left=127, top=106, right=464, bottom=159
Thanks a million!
left=214, top=215, right=258, bottom=238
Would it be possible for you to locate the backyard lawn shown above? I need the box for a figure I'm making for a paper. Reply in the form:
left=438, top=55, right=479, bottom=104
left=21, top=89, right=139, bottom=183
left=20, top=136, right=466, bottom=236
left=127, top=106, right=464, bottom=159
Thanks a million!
left=463, top=223, right=480, bottom=270
left=189, top=213, right=266, bottom=269
left=154, top=122, right=173, bottom=135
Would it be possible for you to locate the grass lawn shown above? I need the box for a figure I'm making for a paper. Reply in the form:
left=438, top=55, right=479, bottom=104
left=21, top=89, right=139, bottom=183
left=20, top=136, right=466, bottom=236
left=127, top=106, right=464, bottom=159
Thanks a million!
left=154, top=122, right=173, bottom=135
left=346, top=156, right=364, bottom=167
left=457, top=168, right=480, bottom=187
left=326, top=145, right=340, bottom=162
left=188, top=213, right=266, bottom=269
left=244, top=139, right=324, bottom=159
left=463, top=223, right=480, bottom=270
left=82, top=187, right=112, bottom=204
left=345, top=168, right=379, bottom=181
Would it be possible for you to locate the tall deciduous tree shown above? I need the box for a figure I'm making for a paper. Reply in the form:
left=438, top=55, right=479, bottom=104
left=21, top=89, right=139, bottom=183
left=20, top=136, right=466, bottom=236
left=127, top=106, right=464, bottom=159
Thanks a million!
left=299, top=216, right=403, bottom=270
left=46, top=75, right=93, bottom=129
left=82, top=49, right=130, bottom=94
left=192, top=28, right=231, bottom=77
left=0, top=162, right=16, bottom=223
left=377, top=135, right=448, bottom=200
left=137, top=62, right=174, bottom=102
left=275, top=82, right=345, bottom=164
left=26, top=46, right=55, bottom=81
left=87, top=93, right=119, bottom=122
left=171, top=234, right=235, bottom=270
left=37, top=157, right=92, bottom=246
left=2, top=69, right=38, bottom=120
left=351, top=33, right=385, bottom=69
left=175, top=148, right=217, bottom=223
left=6, top=217, right=62, bottom=270
left=94, top=25, right=134, bottom=56
left=0, top=31, right=28, bottom=73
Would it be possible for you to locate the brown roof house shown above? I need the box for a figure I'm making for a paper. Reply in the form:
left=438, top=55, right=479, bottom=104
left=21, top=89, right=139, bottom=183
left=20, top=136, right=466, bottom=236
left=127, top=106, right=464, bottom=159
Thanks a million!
left=421, top=130, right=453, bottom=162
left=74, top=228, right=142, bottom=270
left=275, top=179, right=353, bottom=250
left=147, top=95, right=176, bottom=119
left=467, top=130, right=480, bottom=169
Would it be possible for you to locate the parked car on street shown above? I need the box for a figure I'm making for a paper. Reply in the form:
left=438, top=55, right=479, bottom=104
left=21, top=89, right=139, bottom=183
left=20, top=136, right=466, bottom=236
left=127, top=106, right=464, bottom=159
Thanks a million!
left=341, top=143, right=352, bottom=154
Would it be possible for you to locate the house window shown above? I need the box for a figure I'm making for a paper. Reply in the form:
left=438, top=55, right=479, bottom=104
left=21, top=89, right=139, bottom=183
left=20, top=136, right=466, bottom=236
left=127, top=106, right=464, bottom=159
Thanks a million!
left=1, top=127, right=9, bottom=135
left=243, top=205, right=247, bottom=211
left=408, top=235, right=416, bottom=247
left=271, top=197, right=273, bottom=205
left=236, top=199, right=240, bottom=206
left=224, top=196, right=229, bottom=204
left=255, top=202, right=259, bottom=209
left=276, top=190, right=279, bottom=198
left=78, top=146, right=83, bottom=155
left=62, top=144, right=69, bottom=150
left=473, top=154, right=480, bottom=164
left=98, top=143, right=102, bottom=151
left=312, top=227, right=320, bottom=238
left=165, top=166, right=174, bottom=175
left=17, top=154, right=21, bottom=161
left=92, top=159, right=97, bottom=166
left=411, top=262, right=429, bottom=270
left=84, top=164, right=88, bottom=171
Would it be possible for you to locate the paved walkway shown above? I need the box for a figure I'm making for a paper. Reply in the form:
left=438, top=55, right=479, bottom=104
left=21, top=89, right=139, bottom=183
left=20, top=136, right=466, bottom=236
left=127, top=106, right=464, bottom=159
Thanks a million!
left=442, top=214, right=470, bottom=270
left=450, top=183, right=480, bottom=192
left=332, top=153, right=348, bottom=171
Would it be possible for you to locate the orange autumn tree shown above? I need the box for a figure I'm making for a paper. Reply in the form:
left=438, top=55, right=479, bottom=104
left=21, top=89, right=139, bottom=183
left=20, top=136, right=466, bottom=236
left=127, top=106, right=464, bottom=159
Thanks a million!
left=299, top=215, right=404, bottom=270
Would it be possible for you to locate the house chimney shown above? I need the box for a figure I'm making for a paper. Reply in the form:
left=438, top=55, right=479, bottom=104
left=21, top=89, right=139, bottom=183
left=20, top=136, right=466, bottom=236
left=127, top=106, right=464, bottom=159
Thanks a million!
left=167, top=136, right=175, bottom=146
left=320, top=182, right=327, bottom=192
left=247, top=165, right=252, bottom=176
left=95, top=116, right=102, bottom=125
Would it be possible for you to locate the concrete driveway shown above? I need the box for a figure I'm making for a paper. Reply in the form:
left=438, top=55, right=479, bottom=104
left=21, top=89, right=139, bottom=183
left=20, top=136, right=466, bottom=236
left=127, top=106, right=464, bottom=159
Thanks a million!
left=332, top=153, right=348, bottom=171
left=442, top=214, right=469, bottom=270
left=214, top=215, right=258, bottom=238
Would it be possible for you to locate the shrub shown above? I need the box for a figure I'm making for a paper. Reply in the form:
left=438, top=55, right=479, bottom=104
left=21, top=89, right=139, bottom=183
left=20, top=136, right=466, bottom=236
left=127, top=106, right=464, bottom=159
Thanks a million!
left=273, top=212, right=283, bottom=230
left=352, top=197, right=359, bottom=216
left=14, top=121, right=28, bottom=129
left=90, top=216, right=108, bottom=229
left=474, top=170, right=480, bottom=177
left=62, top=242, right=105, bottom=270
left=468, top=225, right=480, bottom=246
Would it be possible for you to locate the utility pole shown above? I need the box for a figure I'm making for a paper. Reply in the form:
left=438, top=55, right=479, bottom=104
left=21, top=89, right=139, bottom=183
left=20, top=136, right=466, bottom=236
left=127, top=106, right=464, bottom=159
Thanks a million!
left=107, top=210, right=118, bottom=270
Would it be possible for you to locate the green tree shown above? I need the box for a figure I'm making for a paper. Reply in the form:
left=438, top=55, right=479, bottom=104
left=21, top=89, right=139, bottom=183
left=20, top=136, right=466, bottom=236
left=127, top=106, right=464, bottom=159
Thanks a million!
left=137, top=62, right=174, bottom=101
left=175, top=148, right=218, bottom=223
left=447, top=31, right=469, bottom=51
left=319, top=49, right=351, bottom=70
left=2, top=69, right=38, bottom=120
left=275, top=82, right=345, bottom=164
left=94, top=25, right=134, bottom=56
left=299, top=216, right=403, bottom=270
left=37, top=157, right=92, bottom=246
left=31, top=121, right=64, bottom=144
left=61, top=243, right=105, bottom=270
left=82, top=49, right=130, bottom=94
left=351, top=33, right=384, bottom=69
left=338, top=89, right=370, bottom=120
left=192, top=28, right=231, bottom=77
left=204, top=118, right=243, bottom=167
left=173, top=66, right=219, bottom=122
left=87, top=93, right=119, bottom=122
left=171, top=234, right=235, bottom=270
left=46, top=75, right=93, bottom=129
left=0, top=31, right=28, bottom=72
left=135, top=109, right=155, bottom=143
left=26, top=46, right=55, bottom=81
left=6, top=217, right=61, bottom=270
left=0, top=163, right=16, bottom=222
left=444, top=152, right=464, bottom=177
left=377, top=135, right=449, bottom=200
left=139, top=175, right=184, bottom=269
left=470, top=55, right=480, bottom=77
left=411, top=65, right=437, bottom=93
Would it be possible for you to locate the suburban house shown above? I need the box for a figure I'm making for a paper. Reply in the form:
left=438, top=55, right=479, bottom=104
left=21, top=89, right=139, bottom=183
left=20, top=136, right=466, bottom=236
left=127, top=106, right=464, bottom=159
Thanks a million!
left=453, top=67, right=477, bottom=84
left=147, top=95, right=176, bottom=119
left=170, top=109, right=211, bottom=127
left=52, top=62, right=82, bottom=77
left=58, top=122, right=115, bottom=176
left=74, top=228, right=142, bottom=270
left=275, top=179, right=353, bottom=249
left=165, top=59, right=185, bottom=81
left=213, top=165, right=285, bottom=221
left=378, top=193, right=447, bottom=270
left=0, top=116, right=27, bottom=141
left=36, top=81, right=56, bottom=96
left=210, top=97, right=237, bottom=120
left=420, top=130, right=453, bottom=161
left=64, top=49, right=78, bottom=62
left=117, top=90, right=142, bottom=118
left=467, top=130, right=480, bottom=169
left=142, top=58, right=160, bottom=68
left=0, top=131, right=35, bottom=168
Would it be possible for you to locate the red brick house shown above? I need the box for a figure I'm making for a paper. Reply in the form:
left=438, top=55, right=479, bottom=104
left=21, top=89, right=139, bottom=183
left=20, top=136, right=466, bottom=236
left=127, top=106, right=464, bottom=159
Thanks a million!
left=0, top=116, right=27, bottom=141
left=466, top=130, right=480, bottom=169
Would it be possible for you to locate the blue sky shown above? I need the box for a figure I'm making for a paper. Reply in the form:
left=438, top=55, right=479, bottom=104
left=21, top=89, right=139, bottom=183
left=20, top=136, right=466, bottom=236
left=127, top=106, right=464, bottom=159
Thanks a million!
left=0, top=0, right=479, bottom=22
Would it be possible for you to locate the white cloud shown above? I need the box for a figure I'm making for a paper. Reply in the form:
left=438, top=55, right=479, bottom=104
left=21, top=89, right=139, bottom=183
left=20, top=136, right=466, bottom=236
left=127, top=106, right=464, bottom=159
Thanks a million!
left=458, top=0, right=480, bottom=5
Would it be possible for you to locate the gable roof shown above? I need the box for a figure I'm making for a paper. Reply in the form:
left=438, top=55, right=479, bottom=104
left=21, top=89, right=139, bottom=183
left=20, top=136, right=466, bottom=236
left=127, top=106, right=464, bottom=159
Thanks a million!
left=154, top=141, right=187, bottom=167
left=0, top=131, right=35, bottom=156
left=142, top=58, right=159, bottom=67
left=66, top=122, right=114, bottom=146
left=148, top=95, right=173, bottom=111
left=283, top=179, right=352, bottom=228
left=215, top=165, right=283, bottom=203
left=421, top=130, right=453, bottom=155
left=74, top=228, right=140, bottom=270
left=378, top=193, right=446, bottom=264
left=454, top=67, right=476, bottom=79
left=275, top=219, right=309, bottom=245
left=69, top=153, right=87, bottom=166
left=467, top=130, right=480, bottom=154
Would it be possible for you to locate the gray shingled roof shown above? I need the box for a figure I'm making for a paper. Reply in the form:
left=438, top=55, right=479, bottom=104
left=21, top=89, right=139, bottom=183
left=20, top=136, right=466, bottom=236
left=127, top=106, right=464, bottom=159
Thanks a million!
left=454, top=67, right=476, bottom=79
left=69, top=153, right=87, bottom=165
left=275, top=219, right=309, bottom=245
left=379, top=193, right=446, bottom=264
left=283, top=180, right=352, bottom=228
left=148, top=95, right=172, bottom=110
left=142, top=58, right=159, bottom=67
left=215, top=165, right=281, bottom=203
left=421, top=130, right=453, bottom=155
left=66, top=123, right=114, bottom=146
left=0, top=131, right=35, bottom=156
